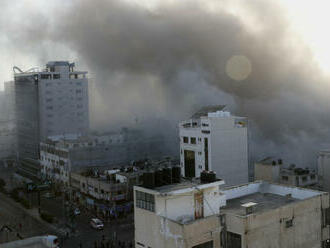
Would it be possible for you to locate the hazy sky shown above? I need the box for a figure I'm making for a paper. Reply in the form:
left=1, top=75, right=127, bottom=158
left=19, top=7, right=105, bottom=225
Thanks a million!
left=1, top=0, right=330, bottom=88
left=1, top=0, right=330, bottom=166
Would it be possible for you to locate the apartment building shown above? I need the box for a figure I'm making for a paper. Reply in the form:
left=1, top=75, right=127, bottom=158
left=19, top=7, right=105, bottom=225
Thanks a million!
left=179, top=106, right=248, bottom=185
left=134, top=179, right=330, bottom=248
left=40, top=129, right=170, bottom=185
left=255, top=157, right=318, bottom=188
left=13, top=61, right=89, bottom=160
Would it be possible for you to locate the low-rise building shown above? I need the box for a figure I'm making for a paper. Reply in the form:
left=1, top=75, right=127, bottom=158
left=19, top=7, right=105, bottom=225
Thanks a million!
left=134, top=178, right=330, bottom=248
left=70, top=167, right=142, bottom=216
left=40, top=129, right=170, bottom=186
left=255, top=157, right=318, bottom=188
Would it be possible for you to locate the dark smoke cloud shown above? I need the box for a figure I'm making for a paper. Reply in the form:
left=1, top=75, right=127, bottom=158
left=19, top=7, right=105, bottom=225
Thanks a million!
left=2, top=0, right=330, bottom=166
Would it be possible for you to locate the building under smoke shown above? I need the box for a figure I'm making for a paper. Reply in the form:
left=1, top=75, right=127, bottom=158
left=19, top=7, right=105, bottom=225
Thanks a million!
left=13, top=61, right=89, bottom=160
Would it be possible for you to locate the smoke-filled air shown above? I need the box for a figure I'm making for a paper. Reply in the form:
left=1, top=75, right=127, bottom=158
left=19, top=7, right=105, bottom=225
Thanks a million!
left=1, top=0, right=330, bottom=166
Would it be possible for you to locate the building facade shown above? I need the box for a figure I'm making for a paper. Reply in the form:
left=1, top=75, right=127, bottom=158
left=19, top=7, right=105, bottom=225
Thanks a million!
left=13, top=61, right=89, bottom=160
left=134, top=180, right=330, bottom=248
left=255, top=157, right=318, bottom=188
left=134, top=178, right=226, bottom=248
left=179, top=106, right=248, bottom=185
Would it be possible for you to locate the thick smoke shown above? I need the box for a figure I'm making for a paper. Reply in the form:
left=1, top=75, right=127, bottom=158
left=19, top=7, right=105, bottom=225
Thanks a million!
left=2, top=0, right=330, bottom=166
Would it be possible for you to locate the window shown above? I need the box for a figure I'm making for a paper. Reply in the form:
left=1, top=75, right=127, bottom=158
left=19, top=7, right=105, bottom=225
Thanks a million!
left=136, top=190, right=155, bottom=212
left=322, top=208, right=330, bottom=227
left=202, top=123, right=209, bottom=127
left=53, top=74, right=60, bottom=79
left=302, top=176, right=307, bottom=182
left=202, top=130, right=210, bottom=134
left=76, top=89, right=82, bottom=94
left=183, top=137, right=188, bottom=143
left=46, top=98, right=52, bottom=103
left=76, top=82, right=82, bottom=86
left=227, top=232, right=242, bottom=248
left=46, top=106, right=53, bottom=110
left=285, top=219, right=293, bottom=228
left=282, top=176, right=289, bottom=181
left=41, top=74, right=51, bottom=79
left=311, top=175, right=316, bottom=180
left=95, top=188, right=98, bottom=193
left=191, top=137, right=196, bottom=144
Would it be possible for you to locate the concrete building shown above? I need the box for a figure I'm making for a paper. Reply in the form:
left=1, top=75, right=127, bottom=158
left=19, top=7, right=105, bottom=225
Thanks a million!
left=13, top=61, right=89, bottom=160
left=134, top=177, right=226, bottom=248
left=222, top=181, right=330, bottom=248
left=0, top=82, right=17, bottom=159
left=255, top=157, right=318, bottom=188
left=318, top=150, right=330, bottom=192
left=40, top=129, right=170, bottom=184
left=179, top=106, right=248, bottom=185
left=70, top=167, right=140, bottom=217
left=134, top=179, right=330, bottom=248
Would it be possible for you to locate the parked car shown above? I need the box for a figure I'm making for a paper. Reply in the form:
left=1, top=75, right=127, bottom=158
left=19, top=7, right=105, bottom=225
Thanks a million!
left=74, top=208, right=80, bottom=215
left=90, top=218, right=104, bottom=230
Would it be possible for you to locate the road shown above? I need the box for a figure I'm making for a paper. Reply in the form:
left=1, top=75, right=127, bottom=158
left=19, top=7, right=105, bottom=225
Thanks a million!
left=1, top=191, right=134, bottom=247
left=0, top=193, right=55, bottom=243
left=40, top=195, right=135, bottom=247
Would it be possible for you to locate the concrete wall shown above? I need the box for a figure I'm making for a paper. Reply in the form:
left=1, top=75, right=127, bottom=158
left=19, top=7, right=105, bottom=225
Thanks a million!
left=254, top=163, right=280, bottom=183
left=318, top=151, right=330, bottom=192
left=134, top=207, right=221, bottom=248
left=225, top=195, right=329, bottom=248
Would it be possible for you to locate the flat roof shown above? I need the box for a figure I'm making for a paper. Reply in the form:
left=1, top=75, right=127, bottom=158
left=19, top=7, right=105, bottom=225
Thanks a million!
left=135, top=178, right=224, bottom=195
left=222, top=192, right=300, bottom=216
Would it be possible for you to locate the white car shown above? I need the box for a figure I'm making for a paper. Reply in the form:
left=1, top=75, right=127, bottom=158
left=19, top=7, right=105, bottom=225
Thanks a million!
left=74, top=208, right=80, bottom=215
left=90, top=218, right=104, bottom=230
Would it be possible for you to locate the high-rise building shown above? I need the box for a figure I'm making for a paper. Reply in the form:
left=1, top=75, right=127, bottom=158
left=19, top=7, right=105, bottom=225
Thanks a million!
left=179, top=106, right=248, bottom=185
left=13, top=61, right=89, bottom=160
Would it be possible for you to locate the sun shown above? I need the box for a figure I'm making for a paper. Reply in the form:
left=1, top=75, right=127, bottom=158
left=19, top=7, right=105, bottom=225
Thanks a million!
left=280, top=0, right=330, bottom=74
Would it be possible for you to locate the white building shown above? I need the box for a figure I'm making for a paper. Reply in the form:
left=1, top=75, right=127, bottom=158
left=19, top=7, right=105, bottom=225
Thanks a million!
left=134, top=179, right=330, bottom=248
left=13, top=61, right=89, bottom=160
left=134, top=177, right=226, bottom=248
left=318, top=150, right=330, bottom=192
left=179, top=106, right=248, bottom=185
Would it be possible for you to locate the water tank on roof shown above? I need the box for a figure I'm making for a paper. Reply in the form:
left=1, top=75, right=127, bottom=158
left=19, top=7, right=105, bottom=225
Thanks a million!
left=200, top=170, right=209, bottom=183
left=155, top=169, right=163, bottom=187
left=143, top=171, right=155, bottom=189
left=172, top=166, right=181, bottom=183
left=162, top=167, right=172, bottom=185
left=209, top=171, right=216, bottom=182
left=201, top=170, right=217, bottom=183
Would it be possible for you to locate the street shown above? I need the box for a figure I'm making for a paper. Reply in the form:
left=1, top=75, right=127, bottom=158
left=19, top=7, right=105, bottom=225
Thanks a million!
left=0, top=191, right=134, bottom=247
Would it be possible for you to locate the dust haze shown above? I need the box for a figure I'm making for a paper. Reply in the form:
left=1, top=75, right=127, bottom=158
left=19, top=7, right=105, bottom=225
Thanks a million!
left=1, top=0, right=330, bottom=166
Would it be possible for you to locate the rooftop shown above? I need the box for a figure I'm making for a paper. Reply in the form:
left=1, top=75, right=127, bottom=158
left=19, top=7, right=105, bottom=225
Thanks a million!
left=222, top=181, right=325, bottom=216
left=222, top=192, right=299, bottom=216
left=191, top=105, right=226, bottom=119
left=137, top=178, right=224, bottom=195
